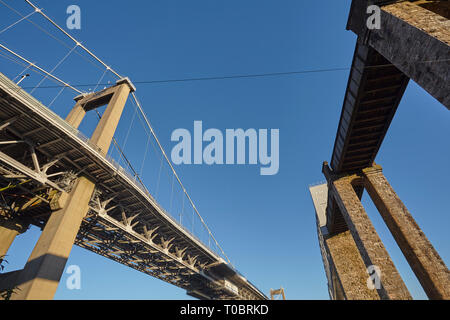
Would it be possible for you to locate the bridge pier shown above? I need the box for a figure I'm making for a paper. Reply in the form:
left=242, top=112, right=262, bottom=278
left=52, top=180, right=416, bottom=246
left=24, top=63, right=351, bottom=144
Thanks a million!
left=326, top=230, right=380, bottom=299
left=312, top=0, right=450, bottom=300
left=311, top=183, right=383, bottom=300
left=65, top=95, right=88, bottom=129
left=0, top=221, right=28, bottom=259
left=0, top=227, right=17, bottom=259
left=10, top=78, right=134, bottom=300
left=313, top=162, right=450, bottom=300
left=323, top=164, right=412, bottom=300
left=0, top=212, right=29, bottom=260
left=11, top=176, right=95, bottom=300
left=362, top=165, right=450, bottom=299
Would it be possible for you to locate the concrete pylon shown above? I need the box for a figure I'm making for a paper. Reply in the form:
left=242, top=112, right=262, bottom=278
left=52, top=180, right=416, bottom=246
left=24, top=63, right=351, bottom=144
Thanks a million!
left=317, top=161, right=450, bottom=300
left=65, top=94, right=88, bottom=129
left=11, top=78, right=135, bottom=300
left=90, top=82, right=132, bottom=154
left=363, top=164, right=450, bottom=300
left=347, top=0, right=450, bottom=109
left=0, top=216, right=28, bottom=262
left=0, top=227, right=17, bottom=259
left=310, top=183, right=380, bottom=300
left=11, top=176, right=95, bottom=300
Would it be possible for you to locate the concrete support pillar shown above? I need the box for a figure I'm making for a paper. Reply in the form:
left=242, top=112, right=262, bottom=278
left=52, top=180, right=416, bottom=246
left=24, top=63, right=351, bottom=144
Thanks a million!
left=0, top=227, right=18, bottom=259
left=325, top=230, right=380, bottom=300
left=331, top=176, right=412, bottom=300
left=9, top=79, right=133, bottom=299
left=0, top=218, right=28, bottom=260
left=363, top=164, right=450, bottom=299
left=65, top=98, right=86, bottom=129
left=90, top=83, right=130, bottom=154
left=65, top=78, right=133, bottom=136
left=11, top=176, right=95, bottom=300
left=330, top=267, right=345, bottom=300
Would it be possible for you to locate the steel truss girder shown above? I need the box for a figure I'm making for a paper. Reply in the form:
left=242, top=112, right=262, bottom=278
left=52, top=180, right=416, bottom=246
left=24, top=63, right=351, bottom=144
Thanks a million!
left=0, top=122, right=70, bottom=192
left=77, top=201, right=245, bottom=299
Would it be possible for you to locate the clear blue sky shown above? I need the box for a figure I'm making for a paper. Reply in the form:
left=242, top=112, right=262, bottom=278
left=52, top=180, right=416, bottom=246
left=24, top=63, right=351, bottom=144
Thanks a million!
left=1, top=0, right=449, bottom=300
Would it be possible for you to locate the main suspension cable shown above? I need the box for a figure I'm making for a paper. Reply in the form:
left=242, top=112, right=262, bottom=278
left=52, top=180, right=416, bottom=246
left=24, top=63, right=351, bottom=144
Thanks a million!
left=0, top=42, right=83, bottom=94
left=24, top=0, right=122, bottom=79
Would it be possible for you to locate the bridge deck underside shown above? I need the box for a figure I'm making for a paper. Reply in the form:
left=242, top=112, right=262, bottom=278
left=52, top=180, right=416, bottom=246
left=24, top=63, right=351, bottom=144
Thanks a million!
left=331, top=42, right=409, bottom=175
left=327, top=42, right=409, bottom=234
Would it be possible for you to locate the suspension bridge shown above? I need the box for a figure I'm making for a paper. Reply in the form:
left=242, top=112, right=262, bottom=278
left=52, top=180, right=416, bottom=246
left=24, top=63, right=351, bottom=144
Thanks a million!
left=0, top=0, right=266, bottom=300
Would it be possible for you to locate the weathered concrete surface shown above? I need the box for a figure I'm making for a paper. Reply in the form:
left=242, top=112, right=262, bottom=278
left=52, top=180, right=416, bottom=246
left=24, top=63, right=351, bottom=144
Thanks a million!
left=371, top=1, right=450, bottom=108
left=0, top=217, right=28, bottom=259
left=332, top=175, right=412, bottom=300
left=65, top=99, right=86, bottom=129
left=0, top=269, right=22, bottom=291
left=346, top=1, right=450, bottom=108
left=363, top=164, right=450, bottom=299
left=11, top=176, right=95, bottom=300
left=90, top=83, right=130, bottom=154
left=326, top=230, right=381, bottom=299
left=310, top=184, right=335, bottom=298
left=383, top=1, right=450, bottom=46
left=311, top=183, right=379, bottom=299
left=7, top=78, right=133, bottom=299
left=330, top=267, right=346, bottom=300
left=0, top=226, right=18, bottom=259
